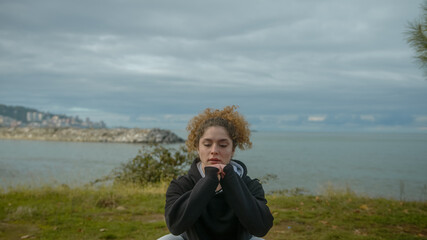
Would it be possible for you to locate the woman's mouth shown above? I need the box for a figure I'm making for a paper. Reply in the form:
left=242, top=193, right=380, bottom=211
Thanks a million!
left=208, top=158, right=222, bottom=164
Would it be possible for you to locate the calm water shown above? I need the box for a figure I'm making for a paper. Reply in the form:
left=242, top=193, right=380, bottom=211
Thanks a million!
left=1, top=131, right=426, bottom=201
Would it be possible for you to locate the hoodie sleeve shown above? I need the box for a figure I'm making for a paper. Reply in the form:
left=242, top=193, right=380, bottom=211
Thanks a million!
left=164, top=167, right=219, bottom=235
left=220, top=164, right=274, bottom=237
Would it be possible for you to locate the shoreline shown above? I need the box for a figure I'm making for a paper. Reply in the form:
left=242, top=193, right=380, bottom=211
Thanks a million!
left=0, top=127, right=184, bottom=144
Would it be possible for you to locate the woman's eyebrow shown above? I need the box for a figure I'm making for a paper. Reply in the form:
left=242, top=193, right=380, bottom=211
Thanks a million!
left=201, top=138, right=230, bottom=142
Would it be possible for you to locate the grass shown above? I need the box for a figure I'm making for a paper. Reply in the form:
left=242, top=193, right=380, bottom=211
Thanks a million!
left=1, top=183, right=426, bottom=240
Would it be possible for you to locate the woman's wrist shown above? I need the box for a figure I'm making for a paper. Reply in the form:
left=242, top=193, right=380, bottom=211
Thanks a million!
left=204, top=166, right=220, bottom=179
left=222, top=164, right=234, bottom=174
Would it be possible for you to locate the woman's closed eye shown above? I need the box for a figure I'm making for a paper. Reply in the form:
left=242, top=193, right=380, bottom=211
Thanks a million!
left=202, top=143, right=228, bottom=148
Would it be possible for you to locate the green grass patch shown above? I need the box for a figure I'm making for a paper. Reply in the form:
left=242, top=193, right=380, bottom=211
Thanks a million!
left=1, top=183, right=426, bottom=240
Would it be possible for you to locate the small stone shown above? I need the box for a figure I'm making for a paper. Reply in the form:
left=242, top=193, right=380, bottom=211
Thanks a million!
left=359, top=204, right=369, bottom=210
left=116, top=206, right=126, bottom=211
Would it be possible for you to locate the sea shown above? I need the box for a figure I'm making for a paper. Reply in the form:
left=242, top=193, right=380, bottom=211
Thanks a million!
left=1, top=131, right=426, bottom=201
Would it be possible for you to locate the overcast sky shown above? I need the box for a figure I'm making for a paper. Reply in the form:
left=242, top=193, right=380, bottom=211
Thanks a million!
left=1, top=0, right=426, bottom=132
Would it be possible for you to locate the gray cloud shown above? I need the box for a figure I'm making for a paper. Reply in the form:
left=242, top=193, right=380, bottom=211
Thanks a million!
left=0, top=0, right=426, bottom=131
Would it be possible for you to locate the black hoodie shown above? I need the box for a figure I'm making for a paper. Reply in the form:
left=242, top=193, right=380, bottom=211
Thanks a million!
left=164, top=158, right=274, bottom=240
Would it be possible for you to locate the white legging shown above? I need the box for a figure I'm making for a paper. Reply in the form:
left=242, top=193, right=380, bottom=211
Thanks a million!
left=157, top=234, right=264, bottom=240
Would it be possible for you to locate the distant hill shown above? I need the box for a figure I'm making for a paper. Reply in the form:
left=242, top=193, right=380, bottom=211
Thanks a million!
left=0, top=104, right=39, bottom=123
left=0, top=104, right=106, bottom=128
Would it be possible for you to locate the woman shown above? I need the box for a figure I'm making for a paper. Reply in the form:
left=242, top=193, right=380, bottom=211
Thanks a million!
left=159, top=106, right=274, bottom=240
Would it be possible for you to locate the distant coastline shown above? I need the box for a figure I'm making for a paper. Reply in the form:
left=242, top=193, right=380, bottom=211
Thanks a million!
left=0, top=127, right=184, bottom=144
left=0, top=104, right=106, bottom=128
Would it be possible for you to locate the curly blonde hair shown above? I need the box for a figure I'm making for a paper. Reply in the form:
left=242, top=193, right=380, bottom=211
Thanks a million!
left=186, top=105, right=252, bottom=152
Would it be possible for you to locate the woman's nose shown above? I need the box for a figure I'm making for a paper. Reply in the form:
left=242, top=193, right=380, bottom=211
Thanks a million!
left=211, top=144, right=219, bottom=154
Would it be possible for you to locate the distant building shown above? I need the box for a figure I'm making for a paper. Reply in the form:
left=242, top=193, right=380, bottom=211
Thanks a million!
left=0, top=104, right=107, bottom=128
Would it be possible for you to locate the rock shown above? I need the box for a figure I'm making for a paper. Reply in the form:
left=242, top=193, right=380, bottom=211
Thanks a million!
left=0, top=127, right=184, bottom=144
left=116, top=206, right=126, bottom=211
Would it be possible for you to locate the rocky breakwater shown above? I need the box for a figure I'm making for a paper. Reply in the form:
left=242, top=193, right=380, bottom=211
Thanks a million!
left=0, top=127, right=185, bottom=144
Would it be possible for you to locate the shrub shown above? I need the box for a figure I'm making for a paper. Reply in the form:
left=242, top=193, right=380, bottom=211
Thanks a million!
left=94, top=144, right=195, bottom=186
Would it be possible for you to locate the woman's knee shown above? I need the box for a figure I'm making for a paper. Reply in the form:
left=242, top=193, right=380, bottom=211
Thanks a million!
left=157, top=233, right=184, bottom=240
left=250, top=236, right=265, bottom=240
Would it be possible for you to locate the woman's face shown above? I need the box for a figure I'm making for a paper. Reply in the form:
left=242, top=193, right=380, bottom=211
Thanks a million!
left=198, top=126, right=235, bottom=169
